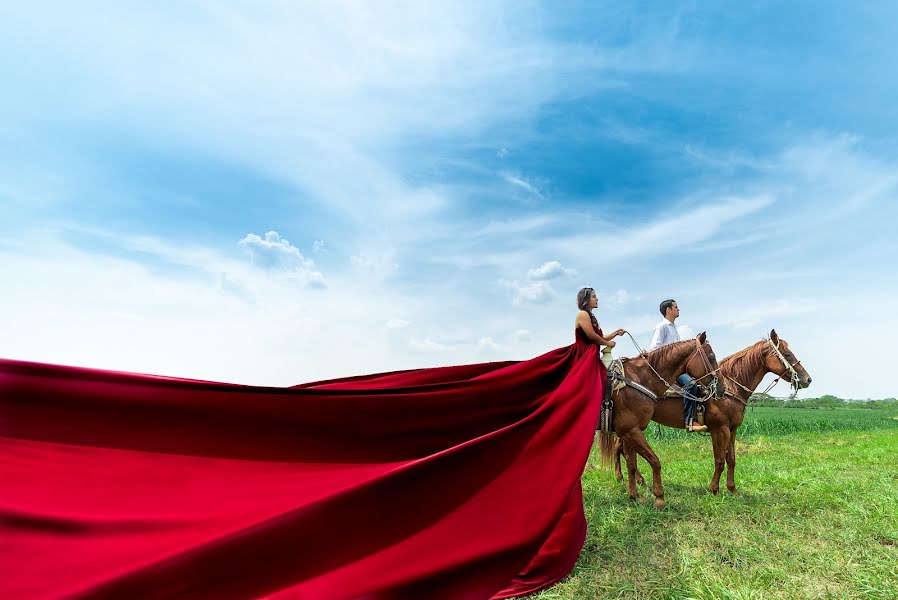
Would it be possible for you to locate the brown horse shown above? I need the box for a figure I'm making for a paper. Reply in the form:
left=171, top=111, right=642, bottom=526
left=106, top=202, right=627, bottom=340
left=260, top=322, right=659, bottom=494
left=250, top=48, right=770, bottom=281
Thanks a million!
left=598, top=333, right=724, bottom=508
left=613, top=329, right=811, bottom=495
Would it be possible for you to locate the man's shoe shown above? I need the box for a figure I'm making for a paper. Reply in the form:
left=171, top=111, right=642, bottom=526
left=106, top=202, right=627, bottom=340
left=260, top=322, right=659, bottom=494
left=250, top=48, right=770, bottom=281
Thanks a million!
left=687, top=423, right=707, bottom=432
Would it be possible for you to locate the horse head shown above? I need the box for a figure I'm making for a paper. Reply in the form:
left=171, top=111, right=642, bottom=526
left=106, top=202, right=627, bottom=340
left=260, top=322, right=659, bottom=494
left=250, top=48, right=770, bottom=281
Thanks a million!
left=685, top=331, right=725, bottom=398
left=767, top=329, right=812, bottom=389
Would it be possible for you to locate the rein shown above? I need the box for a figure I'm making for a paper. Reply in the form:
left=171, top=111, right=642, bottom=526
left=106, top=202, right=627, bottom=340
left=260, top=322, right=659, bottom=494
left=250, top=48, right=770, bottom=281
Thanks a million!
left=621, top=332, right=722, bottom=402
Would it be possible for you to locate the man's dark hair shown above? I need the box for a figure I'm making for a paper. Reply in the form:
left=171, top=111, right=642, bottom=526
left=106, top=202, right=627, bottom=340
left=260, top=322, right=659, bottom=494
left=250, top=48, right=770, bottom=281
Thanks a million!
left=659, top=299, right=676, bottom=317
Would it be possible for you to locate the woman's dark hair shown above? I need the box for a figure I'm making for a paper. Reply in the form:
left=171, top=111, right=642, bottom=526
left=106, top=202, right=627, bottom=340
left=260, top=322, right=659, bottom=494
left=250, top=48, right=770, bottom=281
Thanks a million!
left=577, top=288, right=595, bottom=312
left=659, top=299, right=676, bottom=317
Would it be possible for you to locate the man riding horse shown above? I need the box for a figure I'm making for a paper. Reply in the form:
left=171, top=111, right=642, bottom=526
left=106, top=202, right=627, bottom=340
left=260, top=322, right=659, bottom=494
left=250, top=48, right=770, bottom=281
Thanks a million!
left=649, top=299, right=707, bottom=432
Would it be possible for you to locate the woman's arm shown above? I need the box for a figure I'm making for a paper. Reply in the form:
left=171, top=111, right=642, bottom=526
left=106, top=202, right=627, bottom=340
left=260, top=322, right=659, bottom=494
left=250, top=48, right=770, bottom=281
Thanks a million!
left=576, top=311, right=615, bottom=347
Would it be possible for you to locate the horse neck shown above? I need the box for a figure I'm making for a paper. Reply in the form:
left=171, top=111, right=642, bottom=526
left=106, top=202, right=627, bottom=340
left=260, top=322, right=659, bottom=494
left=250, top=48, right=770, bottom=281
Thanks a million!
left=721, top=341, right=770, bottom=400
left=648, top=341, right=695, bottom=385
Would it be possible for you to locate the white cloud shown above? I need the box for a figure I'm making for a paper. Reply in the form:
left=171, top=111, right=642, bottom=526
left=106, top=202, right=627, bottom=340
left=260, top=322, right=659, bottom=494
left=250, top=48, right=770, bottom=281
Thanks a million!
left=526, top=260, right=577, bottom=281
left=312, top=240, right=327, bottom=253
left=351, top=250, right=400, bottom=275
left=500, top=278, right=556, bottom=307
left=218, top=272, right=255, bottom=305
left=409, top=338, right=451, bottom=352
left=239, top=231, right=306, bottom=269
left=239, top=231, right=326, bottom=289
left=515, top=329, right=531, bottom=342
left=500, top=260, right=576, bottom=307
left=385, top=318, right=409, bottom=329
left=513, top=281, right=556, bottom=306
left=601, top=288, right=631, bottom=309
left=475, top=336, right=501, bottom=352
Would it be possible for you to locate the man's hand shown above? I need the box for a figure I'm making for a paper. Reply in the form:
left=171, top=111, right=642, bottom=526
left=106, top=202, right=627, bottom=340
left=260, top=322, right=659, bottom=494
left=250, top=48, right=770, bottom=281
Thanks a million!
left=607, top=340, right=616, bottom=348
left=615, top=328, right=626, bottom=337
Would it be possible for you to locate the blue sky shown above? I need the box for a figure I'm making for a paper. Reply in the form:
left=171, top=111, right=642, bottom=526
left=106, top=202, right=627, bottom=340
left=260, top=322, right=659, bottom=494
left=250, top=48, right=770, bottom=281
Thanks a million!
left=2, top=2, right=896, bottom=398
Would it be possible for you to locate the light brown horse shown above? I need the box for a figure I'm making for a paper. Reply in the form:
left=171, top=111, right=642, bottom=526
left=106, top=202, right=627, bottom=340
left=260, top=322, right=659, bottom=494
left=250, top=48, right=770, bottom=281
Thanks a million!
left=613, top=329, right=811, bottom=495
left=598, top=333, right=724, bottom=508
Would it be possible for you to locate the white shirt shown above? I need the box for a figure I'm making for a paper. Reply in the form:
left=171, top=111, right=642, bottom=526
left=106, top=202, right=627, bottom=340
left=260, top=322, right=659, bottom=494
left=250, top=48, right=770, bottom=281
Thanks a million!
left=649, top=318, right=679, bottom=350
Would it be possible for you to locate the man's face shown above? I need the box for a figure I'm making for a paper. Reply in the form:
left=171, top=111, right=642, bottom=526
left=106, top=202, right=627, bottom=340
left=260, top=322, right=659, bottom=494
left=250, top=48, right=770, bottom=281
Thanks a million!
left=667, top=302, right=680, bottom=320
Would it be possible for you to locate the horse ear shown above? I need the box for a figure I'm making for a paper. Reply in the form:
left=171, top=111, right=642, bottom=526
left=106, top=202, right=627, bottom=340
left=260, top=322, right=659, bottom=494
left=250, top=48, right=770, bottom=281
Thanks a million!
left=697, top=331, right=707, bottom=344
left=770, top=329, right=779, bottom=343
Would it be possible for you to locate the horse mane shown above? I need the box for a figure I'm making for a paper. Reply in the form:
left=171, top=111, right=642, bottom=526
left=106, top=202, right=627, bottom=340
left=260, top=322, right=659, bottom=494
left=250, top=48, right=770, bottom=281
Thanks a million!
left=720, top=340, right=767, bottom=383
left=645, top=339, right=693, bottom=367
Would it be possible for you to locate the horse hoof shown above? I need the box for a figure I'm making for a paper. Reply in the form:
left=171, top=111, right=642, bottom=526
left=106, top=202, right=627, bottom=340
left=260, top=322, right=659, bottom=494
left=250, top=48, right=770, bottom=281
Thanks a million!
left=728, top=488, right=740, bottom=496
left=709, top=487, right=719, bottom=496
left=654, top=498, right=666, bottom=510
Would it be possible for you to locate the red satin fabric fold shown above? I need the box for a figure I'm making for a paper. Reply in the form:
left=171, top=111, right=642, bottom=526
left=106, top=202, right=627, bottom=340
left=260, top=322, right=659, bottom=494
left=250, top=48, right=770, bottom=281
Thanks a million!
left=1, top=341, right=603, bottom=599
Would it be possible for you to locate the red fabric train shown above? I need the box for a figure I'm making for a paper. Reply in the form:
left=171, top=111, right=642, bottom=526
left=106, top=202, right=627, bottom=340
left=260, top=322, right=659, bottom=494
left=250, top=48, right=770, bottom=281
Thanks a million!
left=0, top=336, right=604, bottom=599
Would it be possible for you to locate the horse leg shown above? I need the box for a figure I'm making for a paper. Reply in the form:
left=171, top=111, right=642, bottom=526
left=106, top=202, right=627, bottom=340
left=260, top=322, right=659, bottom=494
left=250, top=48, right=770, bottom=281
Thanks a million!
left=708, top=425, right=730, bottom=495
left=726, top=431, right=739, bottom=494
left=624, top=429, right=665, bottom=509
left=634, top=451, right=645, bottom=487
left=621, top=439, right=644, bottom=502
left=615, top=439, right=645, bottom=485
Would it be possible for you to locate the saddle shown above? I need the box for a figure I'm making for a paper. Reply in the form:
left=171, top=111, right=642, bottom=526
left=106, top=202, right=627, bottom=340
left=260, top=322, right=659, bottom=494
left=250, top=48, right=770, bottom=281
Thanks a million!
left=608, top=359, right=658, bottom=401
left=597, top=357, right=658, bottom=433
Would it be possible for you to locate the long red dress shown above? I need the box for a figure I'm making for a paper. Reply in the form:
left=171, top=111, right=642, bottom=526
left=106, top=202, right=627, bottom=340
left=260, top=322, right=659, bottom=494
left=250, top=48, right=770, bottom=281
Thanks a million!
left=0, top=326, right=605, bottom=599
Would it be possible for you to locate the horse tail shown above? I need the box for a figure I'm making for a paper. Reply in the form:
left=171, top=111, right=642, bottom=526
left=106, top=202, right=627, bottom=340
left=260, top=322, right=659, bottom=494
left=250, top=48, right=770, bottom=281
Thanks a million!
left=598, top=430, right=618, bottom=469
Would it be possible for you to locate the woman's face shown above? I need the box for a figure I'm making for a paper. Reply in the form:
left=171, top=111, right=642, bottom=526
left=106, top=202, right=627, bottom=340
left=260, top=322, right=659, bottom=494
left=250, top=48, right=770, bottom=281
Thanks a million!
left=590, top=292, right=598, bottom=309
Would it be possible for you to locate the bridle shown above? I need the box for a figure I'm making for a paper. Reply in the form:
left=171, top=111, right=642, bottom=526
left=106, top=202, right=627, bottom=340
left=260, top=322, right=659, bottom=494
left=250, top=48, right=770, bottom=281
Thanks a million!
left=768, top=338, right=803, bottom=397
left=688, top=337, right=723, bottom=400
left=722, top=337, right=804, bottom=403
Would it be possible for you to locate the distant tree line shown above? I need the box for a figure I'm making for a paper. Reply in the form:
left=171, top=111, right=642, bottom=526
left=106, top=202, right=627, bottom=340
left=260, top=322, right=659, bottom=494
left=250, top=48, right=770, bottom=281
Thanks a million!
left=749, top=393, right=898, bottom=409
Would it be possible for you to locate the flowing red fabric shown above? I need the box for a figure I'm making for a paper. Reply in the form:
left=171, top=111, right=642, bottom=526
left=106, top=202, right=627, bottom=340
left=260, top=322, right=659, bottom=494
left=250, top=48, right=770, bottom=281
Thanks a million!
left=0, top=333, right=605, bottom=599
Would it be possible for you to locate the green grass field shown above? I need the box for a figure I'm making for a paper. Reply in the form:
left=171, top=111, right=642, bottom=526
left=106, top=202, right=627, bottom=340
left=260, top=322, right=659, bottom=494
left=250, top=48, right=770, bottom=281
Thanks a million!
left=530, top=405, right=898, bottom=599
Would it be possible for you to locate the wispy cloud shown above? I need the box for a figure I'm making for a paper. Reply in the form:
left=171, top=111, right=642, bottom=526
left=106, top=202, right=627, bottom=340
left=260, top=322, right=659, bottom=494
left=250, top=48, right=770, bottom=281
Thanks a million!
left=501, top=171, right=544, bottom=198
left=559, top=195, right=776, bottom=263
left=709, top=298, right=826, bottom=330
